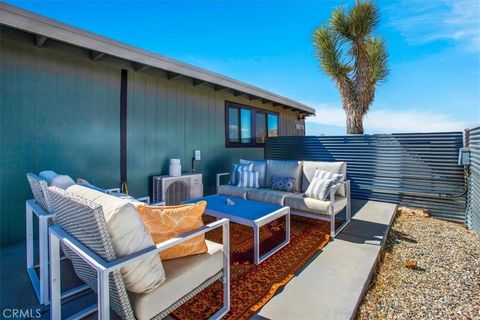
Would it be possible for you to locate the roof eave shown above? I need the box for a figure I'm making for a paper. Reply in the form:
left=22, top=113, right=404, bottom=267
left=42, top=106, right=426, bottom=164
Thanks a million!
left=0, top=2, right=316, bottom=115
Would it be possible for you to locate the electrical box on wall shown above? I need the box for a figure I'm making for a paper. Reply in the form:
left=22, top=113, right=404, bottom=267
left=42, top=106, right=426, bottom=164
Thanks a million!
left=458, top=148, right=470, bottom=165
left=194, top=150, right=201, bottom=161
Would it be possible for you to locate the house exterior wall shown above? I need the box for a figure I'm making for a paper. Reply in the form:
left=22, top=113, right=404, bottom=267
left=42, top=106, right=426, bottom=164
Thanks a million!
left=126, top=72, right=303, bottom=198
left=0, top=26, right=304, bottom=246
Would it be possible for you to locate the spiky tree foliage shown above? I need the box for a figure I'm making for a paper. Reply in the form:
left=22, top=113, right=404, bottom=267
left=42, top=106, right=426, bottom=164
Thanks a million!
left=313, top=0, right=388, bottom=134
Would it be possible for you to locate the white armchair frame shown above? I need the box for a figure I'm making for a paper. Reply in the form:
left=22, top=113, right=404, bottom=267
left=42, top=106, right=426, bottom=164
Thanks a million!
left=290, top=180, right=351, bottom=238
left=105, top=188, right=151, bottom=204
left=216, top=172, right=231, bottom=193
left=49, top=218, right=231, bottom=320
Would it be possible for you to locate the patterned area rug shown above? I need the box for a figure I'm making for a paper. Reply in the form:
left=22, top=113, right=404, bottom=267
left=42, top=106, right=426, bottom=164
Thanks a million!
left=172, top=216, right=332, bottom=320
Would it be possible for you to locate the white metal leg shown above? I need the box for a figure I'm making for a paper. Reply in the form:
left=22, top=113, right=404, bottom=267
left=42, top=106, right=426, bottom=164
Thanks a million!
left=210, top=220, right=230, bottom=319
left=26, top=204, right=34, bottom=269
left=330, top=180, right=352, bottom=238
left=346, top=181, right=352, bottom=221
left=97, top=271, right=110, bottom=320
left=254, top=208, right=291, bottom=265
left=26, top=200, right=50, bottom=305
left=329, top=206, right=335, bottom=238
left=39, top=215, right=50, bottom=305
left=286, top=211, right=291, bottom=244
left=26, top=202, right=42, bottom=303
left=224, top=222, right=230, bottom=314
left=50, top=230, right=61, bottom=320
left=253, top=225, right=260, bottom=265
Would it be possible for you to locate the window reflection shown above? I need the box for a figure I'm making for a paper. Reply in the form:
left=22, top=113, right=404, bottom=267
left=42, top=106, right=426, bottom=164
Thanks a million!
left=256, top=113, right=266, bottom=143
left=268, top=114, right=279, bottom=137
left=240, top=108, right=252, bottom=143
left=228, top=108, right=239, bottom=143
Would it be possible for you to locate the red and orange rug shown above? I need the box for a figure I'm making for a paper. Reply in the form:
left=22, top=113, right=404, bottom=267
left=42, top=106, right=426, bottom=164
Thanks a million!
left=172, top=216, right=332, bottom=320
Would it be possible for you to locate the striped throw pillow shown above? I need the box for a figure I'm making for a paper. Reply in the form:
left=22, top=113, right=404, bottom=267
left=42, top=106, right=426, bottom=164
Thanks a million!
left=313, top=168, right=343, bottom=185
left=304, top=177, right=335, bottom=201
left=304, top=169, right=343, bottom=200
left=237, top=170, right=260, bottom=188
left=229, top=162, right=254, bottom=185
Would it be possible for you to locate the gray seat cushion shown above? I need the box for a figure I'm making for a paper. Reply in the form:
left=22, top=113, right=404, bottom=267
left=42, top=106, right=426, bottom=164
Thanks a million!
left=284, top=193, right=347, bottom=215
left=128, top=240, right=223, bottom=320
left=247, top=188, right=293, bottom=206
left=301, top=161, right=347, bottom=196
left=265, top=160, right=303, bottom=192
left=239, top=159, right=267, bottom=187
left=218, top=184, right=254, bottom=199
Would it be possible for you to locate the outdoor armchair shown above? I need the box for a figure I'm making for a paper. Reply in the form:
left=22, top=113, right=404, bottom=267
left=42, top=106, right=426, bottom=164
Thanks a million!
left=47, top=186, right=230, bottom=320
left=26, top=173, right=89, bottom=305
left=25, top=173, right=153, bottom=305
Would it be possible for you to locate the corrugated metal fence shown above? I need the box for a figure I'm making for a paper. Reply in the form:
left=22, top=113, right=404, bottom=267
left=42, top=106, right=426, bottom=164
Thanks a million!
left=466, top=126, right=480, bottom=232
left=265, top=132, right=466, bottom=222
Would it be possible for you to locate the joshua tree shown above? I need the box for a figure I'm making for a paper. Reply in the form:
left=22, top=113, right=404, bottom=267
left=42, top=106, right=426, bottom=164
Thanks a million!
left=313, top=0, right=388, bottom=134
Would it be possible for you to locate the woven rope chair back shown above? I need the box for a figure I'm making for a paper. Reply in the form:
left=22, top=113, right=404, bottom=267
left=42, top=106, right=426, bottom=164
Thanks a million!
left=26, top=173, right=53, bottom=213
left=47, top=186, right=135, bottom=319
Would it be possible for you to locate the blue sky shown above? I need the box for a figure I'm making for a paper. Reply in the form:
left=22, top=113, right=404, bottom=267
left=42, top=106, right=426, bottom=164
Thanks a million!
left=9, top=0, right=480, bottom=135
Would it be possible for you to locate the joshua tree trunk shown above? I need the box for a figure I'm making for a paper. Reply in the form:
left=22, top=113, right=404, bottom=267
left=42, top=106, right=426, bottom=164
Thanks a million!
left=312, top=1, right=388, bottom=135
left=346, top=109, right=364, bottom=134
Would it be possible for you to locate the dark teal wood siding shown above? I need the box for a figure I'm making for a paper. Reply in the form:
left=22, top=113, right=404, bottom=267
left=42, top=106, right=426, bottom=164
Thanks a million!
left=126, top=72, right=278, bottom=198
left=1, top=28, right=121, bottom=247
left=0, top=26, right=303, bottom=247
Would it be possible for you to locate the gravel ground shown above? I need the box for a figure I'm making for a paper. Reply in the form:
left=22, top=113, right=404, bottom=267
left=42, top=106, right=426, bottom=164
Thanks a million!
left=357, top=207, right=480, bottom=320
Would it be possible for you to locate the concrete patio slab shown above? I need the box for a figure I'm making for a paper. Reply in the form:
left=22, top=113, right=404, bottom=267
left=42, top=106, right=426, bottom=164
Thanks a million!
left=254, top=199, right=397, bottom=320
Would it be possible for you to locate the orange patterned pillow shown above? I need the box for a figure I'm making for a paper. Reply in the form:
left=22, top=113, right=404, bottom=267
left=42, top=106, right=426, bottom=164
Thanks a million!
left=137, top=201, right=208, bottom=260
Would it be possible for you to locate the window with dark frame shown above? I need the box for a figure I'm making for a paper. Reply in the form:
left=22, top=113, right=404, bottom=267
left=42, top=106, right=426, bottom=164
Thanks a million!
left=225, top=102, right=279, bottom=147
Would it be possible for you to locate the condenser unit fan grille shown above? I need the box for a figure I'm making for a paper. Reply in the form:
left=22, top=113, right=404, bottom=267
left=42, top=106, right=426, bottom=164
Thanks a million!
left=164, top=180, right=190, bottom=205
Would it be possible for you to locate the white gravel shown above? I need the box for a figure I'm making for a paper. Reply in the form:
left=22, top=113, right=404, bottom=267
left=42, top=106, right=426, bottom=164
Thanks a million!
left=357, top=207, right=480, bottom=320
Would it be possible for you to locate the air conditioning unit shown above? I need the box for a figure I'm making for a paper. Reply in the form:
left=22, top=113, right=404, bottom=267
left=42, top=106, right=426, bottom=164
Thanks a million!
left=152, top=174, right=203, bottom=205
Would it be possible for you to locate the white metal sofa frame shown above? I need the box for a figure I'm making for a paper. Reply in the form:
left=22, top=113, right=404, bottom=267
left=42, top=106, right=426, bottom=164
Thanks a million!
left=47, top=186, right=230, bottom=320
left=216, top=172, right=351, bottom=238
left=25, top=173, right=152, bottom=306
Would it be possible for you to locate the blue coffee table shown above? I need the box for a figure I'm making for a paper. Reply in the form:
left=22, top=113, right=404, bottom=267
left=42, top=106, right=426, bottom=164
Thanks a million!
left=186, top=194, right=290, bottom=264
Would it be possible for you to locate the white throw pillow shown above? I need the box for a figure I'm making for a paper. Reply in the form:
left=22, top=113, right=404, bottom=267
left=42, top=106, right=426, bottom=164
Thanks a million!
left=66, top=185, right=165, bottom=293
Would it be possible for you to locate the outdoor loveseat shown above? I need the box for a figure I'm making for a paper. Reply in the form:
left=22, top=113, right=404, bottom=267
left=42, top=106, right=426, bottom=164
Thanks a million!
left=26, top=172, right=230, bottom=319
left=217, top=160, right=351, bottom=237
